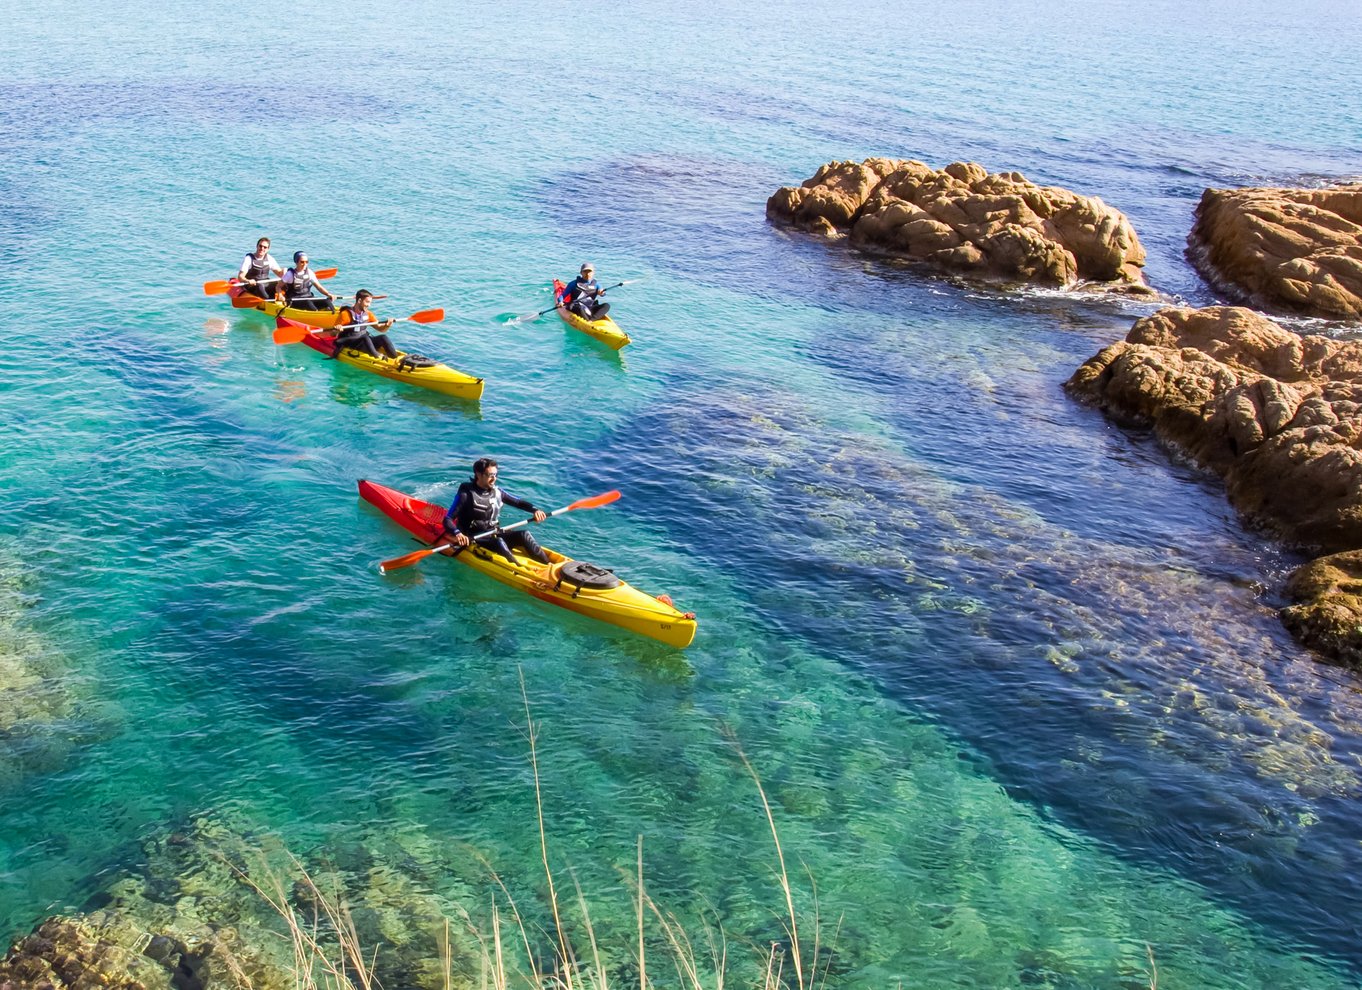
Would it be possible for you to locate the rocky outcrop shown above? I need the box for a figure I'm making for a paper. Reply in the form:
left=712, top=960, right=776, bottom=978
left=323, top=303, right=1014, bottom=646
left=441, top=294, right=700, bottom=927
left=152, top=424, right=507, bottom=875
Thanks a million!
left=1283, top=552, right=1362, bottom=667
left=1189, top=185, right=1362, bottom=320
left=767, top=158, right=1152, bottom=291
left=1067, top=305, right=1362, bottom=666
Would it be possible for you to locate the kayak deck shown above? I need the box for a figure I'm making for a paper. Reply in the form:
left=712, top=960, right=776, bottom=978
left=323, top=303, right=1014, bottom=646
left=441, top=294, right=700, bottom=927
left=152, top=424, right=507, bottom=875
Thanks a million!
left=358, top=480, right=696, bottom=648
left=302, top=331, right=484, bottom=400
left=552, top=280, right=632, bottom=350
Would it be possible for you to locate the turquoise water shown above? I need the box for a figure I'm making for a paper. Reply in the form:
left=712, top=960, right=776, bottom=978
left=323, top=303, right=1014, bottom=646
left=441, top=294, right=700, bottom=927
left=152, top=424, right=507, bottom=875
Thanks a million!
left=3, top=1, right=1362, bottom=985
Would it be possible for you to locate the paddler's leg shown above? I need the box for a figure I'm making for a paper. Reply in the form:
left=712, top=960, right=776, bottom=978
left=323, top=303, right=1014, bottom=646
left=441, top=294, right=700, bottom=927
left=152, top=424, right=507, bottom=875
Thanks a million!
left=505, top=530, right=551, bottom=565
left=338, top=331, right=380, bottom=359
left=371, top=333, right=399, bottom=359
left=484, top=534, right=519, bottom=565
left=589, top=300, right=610, bottom=319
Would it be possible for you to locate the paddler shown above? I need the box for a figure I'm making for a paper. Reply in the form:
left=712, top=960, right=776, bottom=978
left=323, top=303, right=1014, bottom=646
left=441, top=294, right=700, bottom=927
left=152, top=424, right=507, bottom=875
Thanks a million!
left=561, top=263, right=610, bottom=321
left=237, top=237, right=283, bottom=298
left=330, top=290, right=399, bottom=360
left=277, top=251, right=336, bottom=312
left=440, top=458, right=550, bottom=566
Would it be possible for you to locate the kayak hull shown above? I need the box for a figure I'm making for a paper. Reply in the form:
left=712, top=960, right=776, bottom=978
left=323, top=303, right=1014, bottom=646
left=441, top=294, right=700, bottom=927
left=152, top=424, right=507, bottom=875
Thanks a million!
left=358, top=480, right=696, bottom=648
left=553, top=280, right=631, bottom=350
left=302, top=332, right=484, bottom=400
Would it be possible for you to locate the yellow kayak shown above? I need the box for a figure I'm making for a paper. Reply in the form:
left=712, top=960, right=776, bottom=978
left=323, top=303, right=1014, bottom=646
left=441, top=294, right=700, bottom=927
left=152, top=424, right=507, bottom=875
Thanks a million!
left=553, top=279, right=631, bottom=350
left=235, top=287, right=485, bottom=400
left=359, top=480, right=697, bottom=648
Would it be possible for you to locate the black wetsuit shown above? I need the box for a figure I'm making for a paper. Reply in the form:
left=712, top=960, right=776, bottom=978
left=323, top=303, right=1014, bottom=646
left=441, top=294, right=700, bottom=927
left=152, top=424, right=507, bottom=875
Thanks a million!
left=441, top=480, right=550, bottom=565
left=563, top=276, right=610, bottom=321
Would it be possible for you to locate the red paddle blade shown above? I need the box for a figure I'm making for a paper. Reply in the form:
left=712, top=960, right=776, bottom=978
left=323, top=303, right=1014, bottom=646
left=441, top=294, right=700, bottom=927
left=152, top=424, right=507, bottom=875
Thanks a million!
left=272, top=317, right=312, bottom=345
left=407, top=308, right=444, bottom=324
left=567, top=490, right=621, bottom=511
left=378, top=547, right=438, bottom=574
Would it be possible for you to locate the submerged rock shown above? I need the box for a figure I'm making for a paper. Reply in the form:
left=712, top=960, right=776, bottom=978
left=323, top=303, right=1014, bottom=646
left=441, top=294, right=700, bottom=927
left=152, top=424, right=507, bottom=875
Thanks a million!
left=1188, top=185, right=1362, bottom=320
left=1067, top=305, right=1362, bottom=665
left=767, top=158, right=1152, bottom=291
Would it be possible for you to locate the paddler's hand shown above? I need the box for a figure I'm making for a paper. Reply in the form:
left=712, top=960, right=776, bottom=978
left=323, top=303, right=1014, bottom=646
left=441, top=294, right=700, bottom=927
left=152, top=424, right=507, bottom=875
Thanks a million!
left=532, top=509, right=547, bottom=523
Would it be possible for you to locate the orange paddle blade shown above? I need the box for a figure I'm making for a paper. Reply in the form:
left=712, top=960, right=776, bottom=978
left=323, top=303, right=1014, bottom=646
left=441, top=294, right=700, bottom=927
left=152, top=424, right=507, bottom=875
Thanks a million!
left=407, top=308, right=444, bottom=324
left=203, top=279, right=234, bottom=295
left=567, top=490, right=622, bottom=511
left=315, top=267, right=338, bottom=279
left=379, top=546, right=440, bottom=574
left=272, top=317, right=313, bottom=345
left=231, top=292, right=265, bottom=308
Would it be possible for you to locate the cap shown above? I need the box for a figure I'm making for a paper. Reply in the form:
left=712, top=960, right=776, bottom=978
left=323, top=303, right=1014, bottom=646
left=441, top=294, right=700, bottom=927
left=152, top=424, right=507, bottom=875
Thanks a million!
left=581, top=263, right=594, bottom=274
left=293, top=251, right=307, bottom=263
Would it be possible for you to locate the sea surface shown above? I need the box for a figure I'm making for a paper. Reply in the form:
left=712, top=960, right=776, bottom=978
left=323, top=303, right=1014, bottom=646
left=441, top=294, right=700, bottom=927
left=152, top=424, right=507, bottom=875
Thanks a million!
left=2, top=1, right=1362, bottom=987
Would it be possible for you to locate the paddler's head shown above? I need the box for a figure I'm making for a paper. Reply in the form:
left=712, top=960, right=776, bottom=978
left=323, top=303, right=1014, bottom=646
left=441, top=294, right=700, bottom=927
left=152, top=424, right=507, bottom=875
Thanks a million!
left=580, top=264, right=594, bottom=278
left=293, top=251, right=308, bottom=268
left=472, top=457, right=499, bottom=488
left=354, top=289, right=373, bottom=309
left=256, top=237, right=270, bottom=254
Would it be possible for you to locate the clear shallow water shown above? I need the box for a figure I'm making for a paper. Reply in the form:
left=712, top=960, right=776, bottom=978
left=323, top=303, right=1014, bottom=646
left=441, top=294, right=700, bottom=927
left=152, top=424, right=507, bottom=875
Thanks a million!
left=3, top=1, right=1362, bottom=986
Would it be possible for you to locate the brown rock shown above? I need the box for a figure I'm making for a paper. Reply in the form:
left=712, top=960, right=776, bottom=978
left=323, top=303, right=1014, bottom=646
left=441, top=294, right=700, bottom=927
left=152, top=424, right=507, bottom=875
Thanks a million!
left=1283, top=551, right=1362, bottom=669
left=1068, top=304, right=1362, bottom=666
left=768, top=158, right=1149, bottom=290
left=0, top=918, right=170, bottom=990
left=1189, top=185, right=1362, bottom=320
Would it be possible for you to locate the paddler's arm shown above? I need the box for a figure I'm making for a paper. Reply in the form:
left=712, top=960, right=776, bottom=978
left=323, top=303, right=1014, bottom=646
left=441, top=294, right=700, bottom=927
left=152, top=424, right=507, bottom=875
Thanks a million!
left=501, top=490, right=548, bottom=523
left=441, top=491, right=472, bottom=549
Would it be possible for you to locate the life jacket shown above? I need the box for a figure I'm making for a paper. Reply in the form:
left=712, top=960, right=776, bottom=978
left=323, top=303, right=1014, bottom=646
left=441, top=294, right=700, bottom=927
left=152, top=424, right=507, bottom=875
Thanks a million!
left=568, top=277, right=598, bottom=304
left=285, top=267, right=316, bottom=300
left=458, top=481, right=503, bottom=536
left=341, top=305, right=375, bottom=328
left=246, top=252, right=273, bottom=280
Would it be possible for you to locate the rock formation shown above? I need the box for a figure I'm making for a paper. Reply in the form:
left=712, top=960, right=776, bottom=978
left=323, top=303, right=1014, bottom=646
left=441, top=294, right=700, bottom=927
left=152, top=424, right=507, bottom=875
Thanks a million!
left=1067, top=305, right=1362, bottom=666
left=767, top=158, right=1152, bottom=291
left=1188, top=185, right=1362, bottom=320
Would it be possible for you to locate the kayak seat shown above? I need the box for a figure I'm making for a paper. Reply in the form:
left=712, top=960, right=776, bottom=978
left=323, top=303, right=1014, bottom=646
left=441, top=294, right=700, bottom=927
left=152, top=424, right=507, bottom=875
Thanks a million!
left=554, top=561, right=622, bottom=596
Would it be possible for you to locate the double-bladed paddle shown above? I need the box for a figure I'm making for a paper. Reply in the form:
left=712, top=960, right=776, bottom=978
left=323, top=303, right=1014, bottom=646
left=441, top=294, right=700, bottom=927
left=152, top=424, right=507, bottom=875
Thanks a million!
left=203, top=268, right=338, bottom=295
left=377, top=489, right=622, bottom=574
left=272, top=309, right=445, bottom=345
left=502, top=278, right=645, bottom=326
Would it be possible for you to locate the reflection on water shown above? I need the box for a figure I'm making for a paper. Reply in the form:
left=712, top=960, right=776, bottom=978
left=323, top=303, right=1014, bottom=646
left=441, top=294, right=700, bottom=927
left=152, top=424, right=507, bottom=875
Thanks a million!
left=273, top=378, right=306, bottom=404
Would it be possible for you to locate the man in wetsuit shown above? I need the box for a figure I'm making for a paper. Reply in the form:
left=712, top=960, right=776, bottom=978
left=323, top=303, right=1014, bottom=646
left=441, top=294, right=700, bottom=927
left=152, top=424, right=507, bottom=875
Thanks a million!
left=440, top=458, right=550, bottom=566
left=561, top=263, right=610, bottom=321
left=237, top=237, right=283, bottom=298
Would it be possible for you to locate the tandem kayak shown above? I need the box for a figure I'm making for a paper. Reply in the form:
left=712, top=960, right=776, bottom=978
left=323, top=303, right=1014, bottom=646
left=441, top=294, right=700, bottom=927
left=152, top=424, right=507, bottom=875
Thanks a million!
left=553, top=280, right=632, bottom=350
left=226, top=282, right=348, bottom=328
left=358, top=479, right=697, bottom=648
